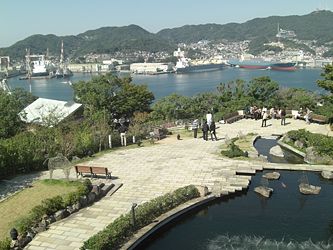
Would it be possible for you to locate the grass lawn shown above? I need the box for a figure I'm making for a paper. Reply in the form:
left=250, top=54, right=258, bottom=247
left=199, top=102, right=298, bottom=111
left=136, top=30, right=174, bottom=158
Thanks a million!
left=0, top=180, right=80, bottom=240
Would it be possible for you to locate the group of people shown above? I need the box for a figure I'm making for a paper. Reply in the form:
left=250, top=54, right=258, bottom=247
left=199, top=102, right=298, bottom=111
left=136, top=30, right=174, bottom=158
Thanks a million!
left=246, top=106, right=288, bottom=127
left=192, top=118, right=217, bottom=141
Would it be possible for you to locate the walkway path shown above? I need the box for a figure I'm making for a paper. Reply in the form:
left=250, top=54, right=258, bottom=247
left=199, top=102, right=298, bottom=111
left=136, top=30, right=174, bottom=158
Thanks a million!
left=25, top=119, right=332, bottom=249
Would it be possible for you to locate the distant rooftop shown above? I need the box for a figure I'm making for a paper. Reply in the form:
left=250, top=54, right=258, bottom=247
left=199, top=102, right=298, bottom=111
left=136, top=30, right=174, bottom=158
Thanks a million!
left=20, top=98, right=82, bottom=126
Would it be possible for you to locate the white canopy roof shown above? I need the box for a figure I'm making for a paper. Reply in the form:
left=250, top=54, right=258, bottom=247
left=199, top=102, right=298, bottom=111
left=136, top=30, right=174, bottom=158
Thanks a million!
left=20, top=98, right=82, bottom=126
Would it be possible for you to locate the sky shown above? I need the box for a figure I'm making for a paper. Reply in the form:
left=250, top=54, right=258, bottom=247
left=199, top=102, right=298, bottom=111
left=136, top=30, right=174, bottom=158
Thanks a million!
left=0, top=0, right=332, bottom=47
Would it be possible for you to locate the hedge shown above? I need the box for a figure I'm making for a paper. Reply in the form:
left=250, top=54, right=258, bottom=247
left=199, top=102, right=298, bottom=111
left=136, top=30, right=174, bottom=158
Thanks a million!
left=81, top=185, right=200, bottom=250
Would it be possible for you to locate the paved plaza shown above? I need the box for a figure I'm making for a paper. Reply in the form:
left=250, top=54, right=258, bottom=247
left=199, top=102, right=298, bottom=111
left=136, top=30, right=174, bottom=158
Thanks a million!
left=25, top=118, right=333, bottom=249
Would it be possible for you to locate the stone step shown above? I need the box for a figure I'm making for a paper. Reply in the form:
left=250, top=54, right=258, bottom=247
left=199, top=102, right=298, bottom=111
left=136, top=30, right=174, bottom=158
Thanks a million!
left=108, top=183, right=123, bottom=196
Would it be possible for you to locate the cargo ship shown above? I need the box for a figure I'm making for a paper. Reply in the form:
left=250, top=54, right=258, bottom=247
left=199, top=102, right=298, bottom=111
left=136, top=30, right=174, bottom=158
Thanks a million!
left=228, top=58, right=296, bottom=71
left=174, top=48, right=225, bottom=73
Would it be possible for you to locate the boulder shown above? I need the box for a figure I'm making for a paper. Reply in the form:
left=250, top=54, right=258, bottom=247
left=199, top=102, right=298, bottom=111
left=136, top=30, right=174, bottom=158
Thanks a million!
left=54, top=209, right=66, bottom=221
left=91, top=185, right=101, bottom=197
left=283, top=136, right=292, bottom=143
left=254, top=186, right=273, bottom=198
left=321, top=171, right=333, bottom=179
left=305, top=147, right=333, bottom=164
left=73, top=202, right=81, bottom=211
left=263, top=172, right=280, bottom=180
left=87, top=192, right=97, bottom=204
left=195, top=185, right=209, bottom=197
left=269, top=146, right=284, bottom=158
left=294, top=140, right=304, bottom=149
left=79, top=195, right=88, bottom=207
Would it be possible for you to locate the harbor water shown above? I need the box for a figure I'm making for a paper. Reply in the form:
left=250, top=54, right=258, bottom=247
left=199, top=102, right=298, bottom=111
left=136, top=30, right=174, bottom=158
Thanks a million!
left=6, top=68, right=323, bottom=101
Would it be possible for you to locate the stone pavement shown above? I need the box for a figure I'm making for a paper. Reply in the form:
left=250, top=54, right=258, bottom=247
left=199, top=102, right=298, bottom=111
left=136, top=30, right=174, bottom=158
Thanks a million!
left=25, top=118, right=332, bottom=249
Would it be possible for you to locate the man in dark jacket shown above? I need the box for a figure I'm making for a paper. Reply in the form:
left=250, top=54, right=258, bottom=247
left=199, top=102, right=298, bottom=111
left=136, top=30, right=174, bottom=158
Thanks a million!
left=280, top=108, right=286, bottom=126
left=209, top=121, right=218, bottom=141
left=202, top=120, right=209, bottom=141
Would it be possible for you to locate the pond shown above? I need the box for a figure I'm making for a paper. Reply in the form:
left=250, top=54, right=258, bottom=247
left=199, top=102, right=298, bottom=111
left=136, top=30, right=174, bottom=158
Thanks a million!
left=137, top=171, right=333, bottom=250
left=254, top=137, right=304, bottom=164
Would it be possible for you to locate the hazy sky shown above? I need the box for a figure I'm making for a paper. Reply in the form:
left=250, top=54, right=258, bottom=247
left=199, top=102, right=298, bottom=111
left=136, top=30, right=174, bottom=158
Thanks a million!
left=0, top=0, right=332, bottom=47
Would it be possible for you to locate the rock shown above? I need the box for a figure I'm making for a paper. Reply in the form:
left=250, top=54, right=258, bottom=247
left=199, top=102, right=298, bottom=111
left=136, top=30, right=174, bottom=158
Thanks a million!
left=62, top=209, right=70, bottom=218
left=54, top=209, right=65, bottom=221
left=73, top=202, right=81, bottom=211
left=196, top=185, right=209, bottom=197
left=87, top=192, right=97, bottom=204
left=263, top=172, right=280, bottom=180
left=269, top=145, right=284, bottom=158
left=294, top=140, right=304, bottom=149
left=321, top=171, right=333, bottom=179
left=283, top=136, right=291, bottom=143
left=10, top=239, right=19, bottom=248
left=67, top=205, right=76, bottom=214
left=305, top=147, right=333, bottom=165
left=79, top=195, right=88, bottom=207
left=91, top=185, right=101, bottom=197
left=47, top=215, right=56, bottom=224
left=254, top=186, right=273, bottom=198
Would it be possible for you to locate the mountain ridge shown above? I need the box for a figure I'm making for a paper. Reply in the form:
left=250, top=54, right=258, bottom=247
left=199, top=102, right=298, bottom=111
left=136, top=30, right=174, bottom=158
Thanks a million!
left=1, top=10, right=332, bottom=59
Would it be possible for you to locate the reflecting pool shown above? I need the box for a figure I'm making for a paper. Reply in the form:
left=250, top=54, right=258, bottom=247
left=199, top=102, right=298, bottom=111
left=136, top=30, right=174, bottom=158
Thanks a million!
left=138, top=171, right=333, bottom=250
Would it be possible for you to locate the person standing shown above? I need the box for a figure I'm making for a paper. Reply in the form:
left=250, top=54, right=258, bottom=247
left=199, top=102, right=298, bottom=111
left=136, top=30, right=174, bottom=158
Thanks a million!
left=209, top=121, right=218, bottom=141
left=280, top=108, right=286, bottom=126
left=202, top=120, right=209, bottom=141
left=305, top=108, right=312, bottom=124
left=261, top=111, right=268, bottom=127
left=192, top=119, right=199, bottom=138
left=118, top=123, right=127, bottom=146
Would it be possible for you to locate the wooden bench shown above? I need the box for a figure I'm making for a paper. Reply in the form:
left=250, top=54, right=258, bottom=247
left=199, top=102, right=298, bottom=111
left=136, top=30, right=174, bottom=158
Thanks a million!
left=75, top=165, right=112, bottom=179
left=223, top=112, right=244, bottom=124
left=310, top=114, right=328, bottom=124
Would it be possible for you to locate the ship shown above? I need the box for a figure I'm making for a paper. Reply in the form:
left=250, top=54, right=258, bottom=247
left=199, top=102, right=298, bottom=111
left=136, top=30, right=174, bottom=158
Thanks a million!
left=56, top=41, right=73, bottom=78
left=174, top=48, right=225, bottom=73
left=228, top=58, right=296, bottom=71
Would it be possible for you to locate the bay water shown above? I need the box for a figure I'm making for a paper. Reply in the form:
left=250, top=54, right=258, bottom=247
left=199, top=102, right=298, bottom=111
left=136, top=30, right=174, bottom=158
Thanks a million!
left=6, top=68, right=324, bottom=101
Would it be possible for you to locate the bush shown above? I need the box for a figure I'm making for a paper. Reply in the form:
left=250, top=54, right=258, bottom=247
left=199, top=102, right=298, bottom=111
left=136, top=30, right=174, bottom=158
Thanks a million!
left=285, top=129, right=333, bottom=158
left=0, top=238, right=10, bottom=250
left=82, top=185, right=200, bottom=250
left=221, top=142, right=248, bottom=158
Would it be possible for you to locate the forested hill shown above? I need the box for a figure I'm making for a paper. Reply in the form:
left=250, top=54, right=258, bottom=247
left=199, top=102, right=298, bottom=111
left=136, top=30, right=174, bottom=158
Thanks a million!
left=157, top=10, right=333, bottom=43
left=1, top=10, right=333, bottom=59
left=0, top=25, right=175, bottom=59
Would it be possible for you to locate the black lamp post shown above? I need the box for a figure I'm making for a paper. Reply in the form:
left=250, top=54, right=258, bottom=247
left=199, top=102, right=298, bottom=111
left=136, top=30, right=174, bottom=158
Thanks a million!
left=131, top=203, right=137, bottom=229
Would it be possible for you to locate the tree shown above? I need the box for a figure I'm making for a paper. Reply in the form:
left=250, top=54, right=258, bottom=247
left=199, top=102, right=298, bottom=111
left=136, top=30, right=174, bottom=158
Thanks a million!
left=151, top=94, right=193, bottom=121
left=247, top=76, right=279, bottom=105
left=73, top=73, right=154, bottom=122
left=317, top=64, right=333, bottom=94
left=0, top=90, right=26, bottom=139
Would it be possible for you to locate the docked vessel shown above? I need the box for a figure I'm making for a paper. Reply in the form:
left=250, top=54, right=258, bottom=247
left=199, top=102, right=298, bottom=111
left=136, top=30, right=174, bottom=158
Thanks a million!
left=174, top=48, right=225, bottom=73
left=228, top=57, right=296, bottom=71
left=56, top=41, right=73, bottom=78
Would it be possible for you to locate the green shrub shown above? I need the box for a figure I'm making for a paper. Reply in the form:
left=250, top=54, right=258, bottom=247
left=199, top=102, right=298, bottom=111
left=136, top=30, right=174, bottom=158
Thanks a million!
left=285, top=129, right=333, bottom=158
left=82, top=185, right=200, bottom=250
left=221, top=142, right=247, bottom=158
left=0, top=237, right=10, bottom=250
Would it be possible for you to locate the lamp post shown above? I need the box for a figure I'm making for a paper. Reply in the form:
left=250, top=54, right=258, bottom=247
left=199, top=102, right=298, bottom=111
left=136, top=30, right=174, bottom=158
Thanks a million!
left=131, top=203, right=137, bottom=229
